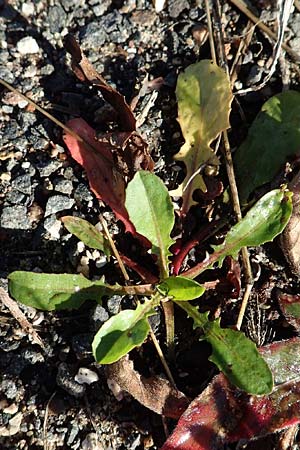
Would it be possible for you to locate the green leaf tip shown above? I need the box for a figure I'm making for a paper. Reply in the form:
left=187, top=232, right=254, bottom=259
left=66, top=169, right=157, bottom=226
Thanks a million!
left=205, top=322, right=273, bottom=395
left=212, top=188, right=293, bottom=267
left=125, top=171, right=175, bottom=278
left=61, top=216, right=111, bottom=256
left=158, top=276, right=205, bottom=301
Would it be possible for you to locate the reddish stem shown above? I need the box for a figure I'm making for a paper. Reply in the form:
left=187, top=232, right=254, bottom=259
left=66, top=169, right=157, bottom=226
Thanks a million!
left=172, top=220, right=220, bottom=276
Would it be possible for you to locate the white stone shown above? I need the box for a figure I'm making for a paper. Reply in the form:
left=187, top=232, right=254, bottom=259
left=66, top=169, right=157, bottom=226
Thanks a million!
left=21, top=2, right=34, bottom=16
left=17, top=37, right=40, bottom=55
left=81, top=433, right=104, bottom=450
left=75, top=368, right=99, bottom=385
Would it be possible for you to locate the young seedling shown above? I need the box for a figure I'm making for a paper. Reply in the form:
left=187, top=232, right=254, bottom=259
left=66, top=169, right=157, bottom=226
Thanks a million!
left=1, top=44, right=294, bottom=398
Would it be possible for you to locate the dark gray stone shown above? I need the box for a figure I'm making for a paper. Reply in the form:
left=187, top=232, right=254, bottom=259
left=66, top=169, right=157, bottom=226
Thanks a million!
left=107, top=295, right=122, bottom=315
left=5, top=190, right=26, bottom=205
left=36, top=159, right=62, bottom=177
left=53, top=178, right=73, bottom=195
left=0, top=380, right=18, bottom=399
left=90, top=304, right=109, bottom=330
left=74, top=184, right=93, bottom=202
left=48, top=5, right=68, bottom=33
left=45, top=195, right=75, bottom=217
left=0, top=205, right=31, bottom=230
left=12, top=174, right=32, bottom=195
left=168, top=0, right=189, bottom=18
left=56, top=363, right=86, bottom=398
left=81, top=21, right=108, bottom=47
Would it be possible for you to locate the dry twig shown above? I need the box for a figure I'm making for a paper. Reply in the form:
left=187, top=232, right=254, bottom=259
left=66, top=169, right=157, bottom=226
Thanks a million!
left=228, top=0, right=300, bottom=61
left=0, top=287, right=45, bottom=350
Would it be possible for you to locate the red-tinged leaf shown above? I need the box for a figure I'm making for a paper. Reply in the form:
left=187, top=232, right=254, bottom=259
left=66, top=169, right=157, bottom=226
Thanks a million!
left=172, top=221, right=220, bottom=276
left=278, top=292, right=300, bottom=329
left=120, top=253, right=158, bottom=284
left=162, top=337, right=300, bottom=450
left=63, top=118, right=135, bottom=234
left=64, top=34, right=135, bottom=131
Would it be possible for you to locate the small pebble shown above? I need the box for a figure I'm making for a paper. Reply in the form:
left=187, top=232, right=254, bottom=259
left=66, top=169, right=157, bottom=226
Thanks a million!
left=82, top=433, right=104, bottom=450
left=21, top=2, right=34, bottom=16
left=3, top=403, right=18, bottom=415
left=74, top=367, right=99, bottom=385
left=17, top=37, right=40, bottom=55
left=43, top=215, right=62, bottom=240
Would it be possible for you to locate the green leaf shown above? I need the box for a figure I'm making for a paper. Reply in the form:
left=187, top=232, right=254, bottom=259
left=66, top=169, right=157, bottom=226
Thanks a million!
left=212, top=189, right=293, bottom=266
left=235, top=91, right=300, bottom=203
left=185, top=189, right=293, bottom=279
left=171, top=60, right=233, bottom=215
left=176, top=301, right=273, bottom=395
left=92, top=302, right=155, bottom=364
left=158, top=276, right=205, bottom=300
left=61, top=216, right=110, bottom=256
left=8, top=271, right=123, bottom=311
left=125, top=171, right=175, bottom=278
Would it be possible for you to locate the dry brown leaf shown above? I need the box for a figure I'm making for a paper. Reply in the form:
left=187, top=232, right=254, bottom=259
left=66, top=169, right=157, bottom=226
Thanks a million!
left=280, top=169, right=300, bottom=276
left=64, top=34, right=136, bottom=132
left=105, top=356, right=189, bottom=418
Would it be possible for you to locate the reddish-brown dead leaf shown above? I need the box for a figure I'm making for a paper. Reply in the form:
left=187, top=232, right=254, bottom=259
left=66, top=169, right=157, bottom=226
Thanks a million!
left=162, top=337, right=300, bottom=450
left=105, top=356, right=189, bottom=419
left=63, top=118, right=136, bottom=234
left=64, top=34, right=136, bottom=132
left=278, top=292, right=300, bottom=330
left=280, top=169, right=300, bottom=276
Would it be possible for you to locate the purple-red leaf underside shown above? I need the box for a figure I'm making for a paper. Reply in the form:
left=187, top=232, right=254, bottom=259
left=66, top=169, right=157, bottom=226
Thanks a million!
left=162, top=337, right=300, bottom=450
left=63, top=118, right=136, bottom=234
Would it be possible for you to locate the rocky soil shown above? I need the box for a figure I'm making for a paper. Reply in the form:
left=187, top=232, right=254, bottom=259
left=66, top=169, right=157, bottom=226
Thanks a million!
left=2, top=0, right=300, bottom=449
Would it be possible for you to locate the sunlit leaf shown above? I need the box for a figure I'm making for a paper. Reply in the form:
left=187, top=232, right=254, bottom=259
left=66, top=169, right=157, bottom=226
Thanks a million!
left=92, top=302, right=155, bottom=364
left=185, top=189, right=293, bottom=279
left=158, top=276, right=205, bottom=300
left=125, top=171, right=175, bottom=278
left=171, top=60, right=233, bottom=215
left=235, top=90, right=300, bottom=203
left=8, top=271, right=126, bottom=311
left=61, top=216, right=111, bottom=256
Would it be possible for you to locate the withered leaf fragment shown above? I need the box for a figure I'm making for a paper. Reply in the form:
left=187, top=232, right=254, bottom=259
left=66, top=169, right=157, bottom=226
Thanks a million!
left=105, top=356, right=189, bottom=419
left=64, top=34, right=135, bottom=132
left=278, top=292, right=300, bottom=329
left=63, top=34, right=154, bottom=176
left=280, top=169, right=300, bottom=276
left=63, top=118, right=136, bottom=234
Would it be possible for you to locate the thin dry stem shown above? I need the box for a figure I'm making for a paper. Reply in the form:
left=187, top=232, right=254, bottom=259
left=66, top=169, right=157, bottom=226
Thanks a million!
left=43, top=391, right=56, bottom=450
left=99, top=214, right=130, bottom=282
left=228, top=0, right=300, bottom=61
left=205, top=0, right=217, bottom=64
left=213, top=0, right=253, bottom=329
left=0, top=287, right=45, bottom=349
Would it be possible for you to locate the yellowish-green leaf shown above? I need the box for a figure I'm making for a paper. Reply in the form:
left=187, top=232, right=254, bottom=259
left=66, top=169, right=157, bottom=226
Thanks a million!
left=171, top=60, right=233, bottom=215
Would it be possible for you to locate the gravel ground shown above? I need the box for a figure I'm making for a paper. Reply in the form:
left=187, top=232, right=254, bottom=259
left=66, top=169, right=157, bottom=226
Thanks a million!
left=2, top=1, right=300, bottom=449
